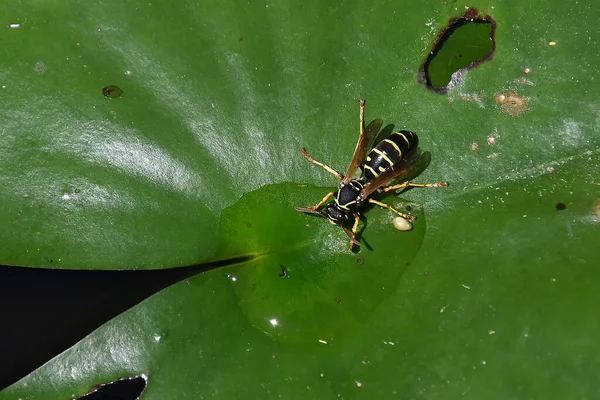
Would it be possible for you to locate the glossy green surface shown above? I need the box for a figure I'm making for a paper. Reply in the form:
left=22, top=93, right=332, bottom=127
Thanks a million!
left=426, top=21, right=494, bottom=89
left=217, top=183, right=426, bottom=343
left=2, top=0, right=599, bottom=398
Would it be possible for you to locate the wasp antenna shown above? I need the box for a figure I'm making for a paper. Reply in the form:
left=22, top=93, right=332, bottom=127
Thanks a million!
left=295, top=207, right=326, bottom=217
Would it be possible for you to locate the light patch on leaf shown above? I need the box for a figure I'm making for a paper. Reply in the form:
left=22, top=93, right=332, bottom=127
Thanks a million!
left=560, top=119, right=583, bottom=147
left=99, top=40, right=239, bottom=205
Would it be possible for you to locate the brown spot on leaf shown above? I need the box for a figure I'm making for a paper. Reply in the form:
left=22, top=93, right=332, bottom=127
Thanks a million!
left=497, top=91, right=529, bottom=116
left=102, top=85, right=123, bottom=98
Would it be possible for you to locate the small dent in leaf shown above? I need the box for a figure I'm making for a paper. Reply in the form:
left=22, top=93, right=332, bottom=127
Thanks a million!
left=418, top=8, right=496, bottom=94
left=152, top=331, right=167, bottom=343
left=102, top=85, right=123, bottom=98
left=279, top=265, right=288, bottom=278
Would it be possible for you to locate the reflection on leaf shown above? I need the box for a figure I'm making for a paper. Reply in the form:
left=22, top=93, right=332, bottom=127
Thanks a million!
left=216, top=183, right=426, bottom=342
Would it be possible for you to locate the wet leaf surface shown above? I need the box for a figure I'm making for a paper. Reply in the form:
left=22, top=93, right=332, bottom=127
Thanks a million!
left=1, top=0, right=599, bottom=398
left=217, top=183, right=426, bottom=343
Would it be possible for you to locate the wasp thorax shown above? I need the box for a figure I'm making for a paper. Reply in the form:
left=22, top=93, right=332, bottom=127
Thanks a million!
left=336, top=179, right=364, bottom=208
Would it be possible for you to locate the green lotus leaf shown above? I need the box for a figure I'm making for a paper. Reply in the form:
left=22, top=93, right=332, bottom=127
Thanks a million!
left=2, top=0, right=599, bottom=398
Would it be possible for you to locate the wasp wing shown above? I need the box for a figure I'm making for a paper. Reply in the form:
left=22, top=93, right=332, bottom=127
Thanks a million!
left=342, top=118, right=383, bottom=184
left=387, top=150, right=431, bottom=185
left=358, top=148, right=422, bottom=201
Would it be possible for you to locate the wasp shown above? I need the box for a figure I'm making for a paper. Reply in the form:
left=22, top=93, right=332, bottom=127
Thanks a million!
left=296, top=100, right=448, bottom=249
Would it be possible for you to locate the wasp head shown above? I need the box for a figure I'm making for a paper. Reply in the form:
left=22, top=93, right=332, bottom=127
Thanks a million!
left=324, top=203, right=349, bottom=226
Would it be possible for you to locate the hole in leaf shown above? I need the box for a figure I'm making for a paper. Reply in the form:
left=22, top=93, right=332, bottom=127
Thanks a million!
left=77, top=375, right=147, bottom=400
left=418, top=8, right=496, bottom=94
left=556, top=202, right=567, bottom=211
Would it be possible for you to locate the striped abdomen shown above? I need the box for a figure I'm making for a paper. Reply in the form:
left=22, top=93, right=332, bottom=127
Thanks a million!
left=362, top=130, right=418, bottom=180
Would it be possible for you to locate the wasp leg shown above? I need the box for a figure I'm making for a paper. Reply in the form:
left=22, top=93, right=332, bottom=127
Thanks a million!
left=296, top=191, right=335, bottom=212
left=360, top=99, right=366, bottom=136
left=349, top=213, right=361, bottom=249
left=368, top=198, right=416, bottom=220
left=300, top=148, right=344, bottom=180
left=383, top=181, right=449, bottom=192
left=342, top=225, right=360, bottom=247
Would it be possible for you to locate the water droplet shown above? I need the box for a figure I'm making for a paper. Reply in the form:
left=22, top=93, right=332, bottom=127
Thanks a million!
left=393, top=216, right=413, bottom=231
left=33, top=61, right=46, bottom=73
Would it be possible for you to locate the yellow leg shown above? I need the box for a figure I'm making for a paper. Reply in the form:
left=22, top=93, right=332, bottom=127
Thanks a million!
left=368, top=198, right=416, bottom=220
left=349, top=213, right=361, bottom=249
left=360, top=99, right=366, bottom=136
left=383, top=181, right=449, bottom=192
left=301, top=148, right=344, bottom=180
left=300, top=191, right=335, bottom=212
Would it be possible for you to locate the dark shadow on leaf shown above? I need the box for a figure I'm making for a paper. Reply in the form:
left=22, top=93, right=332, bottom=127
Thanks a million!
left=354, top=216, right=374, bottom=252
left=373, top=123, right=395, bottom=145
left=77, top=374, right=147, bottom=400
left=0, top=255, right=252, bottom=390
left=388, top=150, right=432, bottom=188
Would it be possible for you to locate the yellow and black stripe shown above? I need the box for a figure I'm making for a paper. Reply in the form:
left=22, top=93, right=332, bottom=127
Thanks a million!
left=362, top=130, right=418, bottom=180
left=335, top=179, right=366, bottom=210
